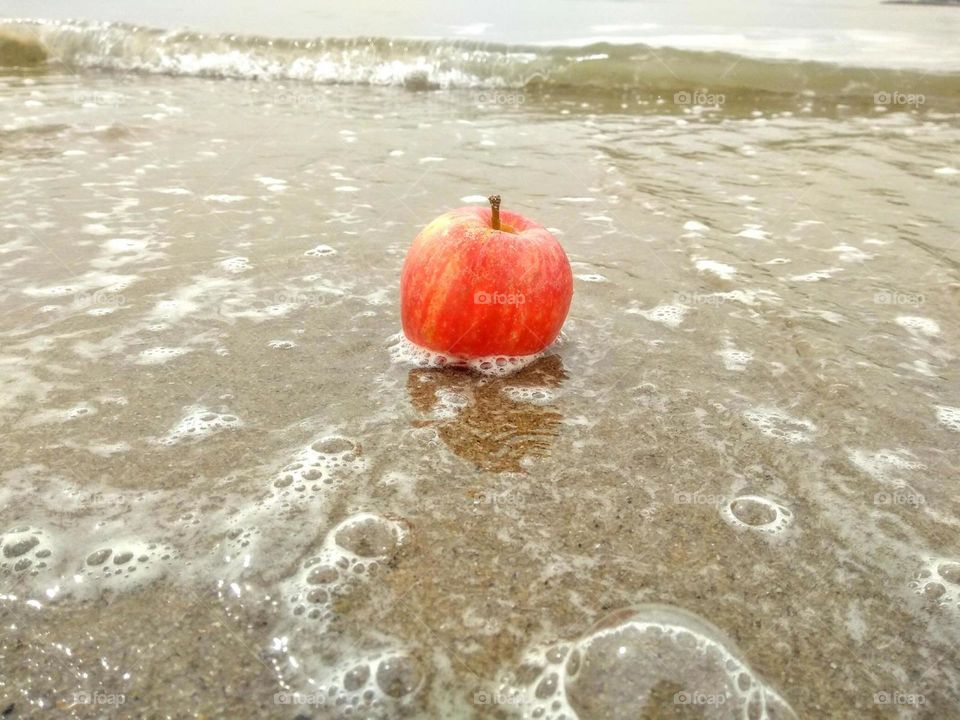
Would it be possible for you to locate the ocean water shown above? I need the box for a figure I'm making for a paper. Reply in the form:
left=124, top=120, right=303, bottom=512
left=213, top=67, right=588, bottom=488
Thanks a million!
left=1, top=2, right=959, bottom=719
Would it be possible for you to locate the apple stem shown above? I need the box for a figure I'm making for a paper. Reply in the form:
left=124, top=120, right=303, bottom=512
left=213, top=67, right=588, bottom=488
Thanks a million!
left=488, top=195, right=501, bottom=231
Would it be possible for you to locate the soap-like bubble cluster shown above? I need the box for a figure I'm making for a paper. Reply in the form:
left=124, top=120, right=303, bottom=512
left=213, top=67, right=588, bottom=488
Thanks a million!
left=219, top=256, right=251, bottom=273
left=510, top=605, right=796, bottom=720
left=136, top=346, right=191, bottom=365
left=743, top=407, right=816, bottom=443
left=268, top=339, right=297, bottom=350
left=722, top=496, right=794, bottom=535
left=75, top=539, right=180, bottom=595
left=271, top=435, right=367, bottom=502
left=502, top=386, right=555, bottom=404
left=388, top=334, right=544, bottom=378
left=910, top=557, right=960, bottom=610
left=282, top=513, right=407, bottom=629
left=305, top=244, right=337, bottom=257
left=158, top=406, right=242, bottom=445
left=717, top=348, right=753, bottom=372
left=282, top=648, right=423, bottom=718
left=0, top=526, right=55, bottom=576
left=630, top=303, right=689, bottom=328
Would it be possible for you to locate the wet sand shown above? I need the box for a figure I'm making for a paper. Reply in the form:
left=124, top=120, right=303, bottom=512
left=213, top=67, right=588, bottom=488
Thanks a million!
left=1, top=68, right=959, bottom=719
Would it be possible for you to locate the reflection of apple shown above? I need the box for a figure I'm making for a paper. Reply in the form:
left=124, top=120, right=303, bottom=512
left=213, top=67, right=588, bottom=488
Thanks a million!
left=400, top=195, right=572, bottom=358
left=406, top=355, right=567, bottom=473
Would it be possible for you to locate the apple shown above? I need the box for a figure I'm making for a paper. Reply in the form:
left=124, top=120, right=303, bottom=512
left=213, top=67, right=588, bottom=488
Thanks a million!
left=400, top=195, right=573, bottom=359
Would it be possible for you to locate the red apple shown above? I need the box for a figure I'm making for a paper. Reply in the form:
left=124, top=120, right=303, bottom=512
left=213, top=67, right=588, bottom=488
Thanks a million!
left=400, top=196, right=573, bottom=358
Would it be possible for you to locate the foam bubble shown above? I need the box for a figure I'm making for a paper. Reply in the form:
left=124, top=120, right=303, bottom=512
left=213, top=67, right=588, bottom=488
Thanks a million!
left=219, top=256, right=250, bottom=273
left=628, top=303, right=689, bottom=329
left=267, top=435, right=368, bottom=508
left=388, top=334, right=545, bottom=378
left=743, top=407, right=816, bottom=443
left=575, top=273, right=608, bottom=283
left=158, top=406, right=242, bottom=445
left=136, top=346, right=191, bottom=365
left=510, top=604, right=796, bottom=720
left=717, top=347, right=753, bottom=372
left=502, top=386, right=555, bottom=404
left=281, top=512, right=407, bottom=629
left=0, top=526, right=56, bottom=577
left=74, top=538, right=180, bottom=595
left=683, top=220, right=710, bottom=232
left=268, top=340, right=297, bottom=350
left=910, top=557, right=960, bottom=610
left=849, top=449, right=923, bottom=484
left=722, top=496, right=794, bottom=535
left=305, top=244, right=337, bottom=257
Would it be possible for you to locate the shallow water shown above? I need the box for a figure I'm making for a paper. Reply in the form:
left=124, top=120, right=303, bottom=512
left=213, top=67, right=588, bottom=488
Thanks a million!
left=1, top=18, right=960, bottom=720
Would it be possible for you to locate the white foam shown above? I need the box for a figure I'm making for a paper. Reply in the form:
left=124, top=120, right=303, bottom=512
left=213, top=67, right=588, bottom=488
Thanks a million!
left=787, top=267, right=842, bottom=282
left=935, top=405, right=960, bottom=432
left=722, top=495, right=794, bottom=535
left=73, top=538, right=180, bottom=596
left=683, top=220, right=710, bottom=232
left=910, top=557, right=960, bottom=611
left=388, top=334, right=545, bottom=378
left=0, top=526, right=57, bottom=578
left=717, top=347, right=753, bottom=371
left=829, top=244, right=872, bottom=263
left=736, top=226, right=769, bottom=240
left=509, top=605, right=795, bottom=720
left=694, top=258, right=736, bottom=280
left=574, top=273, right=608, bottom=283
left=281, top=513, right=408, bottom=632
left=219, top=256, right=250, bottom=273
left=305, top=244, right=337, bottom=257
left=205, top=194, right=248, bottom=203
left=158, top=406, right=242, bottom=445
left=628, top=303, right=689, bottom=328
left=743, top=407, right=816, bottom=443
left=896, top=315, right=940, bottom=337
left=136, top=346, right=191, bottom=365
left=268, top=340, right=297, bottom=350
left=501, top=386, right=555, bottom=404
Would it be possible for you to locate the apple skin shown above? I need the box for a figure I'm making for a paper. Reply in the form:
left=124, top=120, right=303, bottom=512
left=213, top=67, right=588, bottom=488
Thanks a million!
left=400, top=204, right=573, bottom=358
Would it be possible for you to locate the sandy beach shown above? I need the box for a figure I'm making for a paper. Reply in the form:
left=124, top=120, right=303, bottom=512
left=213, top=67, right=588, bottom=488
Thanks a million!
left=1, top=6, right=960, bottom=718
